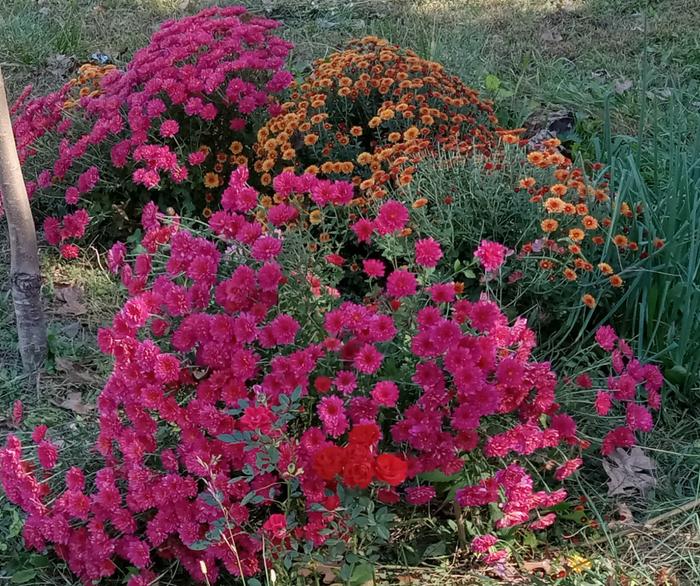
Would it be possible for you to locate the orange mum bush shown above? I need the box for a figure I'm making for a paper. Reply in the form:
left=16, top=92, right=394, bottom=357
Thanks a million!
left=253, top=36, right=498, bottom=197
left=515, top=138, right=660, bottom=308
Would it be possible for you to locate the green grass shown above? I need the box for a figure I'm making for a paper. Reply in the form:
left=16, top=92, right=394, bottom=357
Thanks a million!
left=1, top=0, right=699, bottom=584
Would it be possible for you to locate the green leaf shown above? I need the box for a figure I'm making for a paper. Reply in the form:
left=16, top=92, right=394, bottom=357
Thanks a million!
left=485, top=74, right=501, bottom=92
left=11, top=570, right=37, bottom=584
left=247, top=579, right=262, bottom=586
left=349, top=562, right=374, bottom=586
left=423, top=541, right=446, bottom=558
left=187, top=540, right=210, bottom=551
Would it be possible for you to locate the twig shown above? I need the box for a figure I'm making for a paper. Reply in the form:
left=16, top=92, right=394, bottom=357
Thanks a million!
left=587, top=497, right=700, bottom=546
left=453, top=501, right=467, bottom=549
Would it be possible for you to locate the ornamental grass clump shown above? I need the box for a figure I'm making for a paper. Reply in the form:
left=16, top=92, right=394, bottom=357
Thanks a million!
left=5, top=6, right=293, bottom=255
left=254, top=36, right=498, bottom=198
left=0, top=166, right=662, bottom=584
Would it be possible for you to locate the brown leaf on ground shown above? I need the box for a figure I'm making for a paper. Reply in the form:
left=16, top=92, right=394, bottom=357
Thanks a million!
left=603, top=447, right=657, bottom=497
left=54, top=285, right=87, bottom=316
left=55, top=357, right=103, bottom=386
left=540, top=29, right=563, bottom=43
left=614, top=78, right=634, bottom=94
left=608, top=502, right=637, bottom=530
left=54, top=391, right=94, bottom=415
left=522, top=559, right=553, bottom=575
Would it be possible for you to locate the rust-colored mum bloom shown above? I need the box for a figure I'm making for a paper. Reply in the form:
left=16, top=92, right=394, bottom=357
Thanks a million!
left=609, top=274, right=624, bottom=287
left=203, top=172, right=221, bottom=188
left=568, top=228, right=585, bottom=242
left=613, top=234, right=628, bottom=248
left=544, top=197, right=566, bottom=213
left=582, top=215, right=598, bottom=230
left=563, top=268, right=577, bottom=281
left=541, top=218, right=559, bottom=233
left=582, top=294, right=597, bottom=308
left=255, top=36, right=497, bottom=199
left=550, top=183, right=568, bottom=197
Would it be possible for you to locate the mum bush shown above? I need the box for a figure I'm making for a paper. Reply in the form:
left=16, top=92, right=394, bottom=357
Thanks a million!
left=4, top=6, right=293, bottom=254
left=0, top=166, right=662, bottom=584
left=253, top=36, right=498, bottom=196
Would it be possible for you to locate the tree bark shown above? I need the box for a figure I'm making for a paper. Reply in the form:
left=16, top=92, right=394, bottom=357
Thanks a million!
left=0, top=67, right=47, bottom=372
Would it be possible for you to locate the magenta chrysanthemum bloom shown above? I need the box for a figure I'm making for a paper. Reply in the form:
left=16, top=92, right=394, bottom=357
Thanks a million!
left=428, top=283, right=455, bottom=304
left=554, top=457, right=582, bottom=480
left=414, top=237, right=443, bottom=268
left=404, top=485, right=436, bottom=505
left=363, top=259, right=385, bottom=278
left=251, top=236, right=282, bottom=261
left=159, top=119, right=180, bottom=138
left=371, top=381, right=399, bottom=407
left=37, top=440, right=58, bottom=469
left=470, top=534, right=498, bottom=553
left=317, top=395, right=348, bottom=438
left=386, top=269, right=417, bottom=298
left=375, top=200, right=409, bottom=235
left=473, top=239, right=509, bottom=272
left=333, top=370, right=357, bottom=394
left=626, top=403, right=654, bottom=432
left=594, top=391, right=612, bottom=415
left=353, top=344, right=383, bottom=374
left=601, top=426, right=636, bottom=456
left=351, top=219, right=375, bottom=243
left=595, top=325, right=618, bottom=352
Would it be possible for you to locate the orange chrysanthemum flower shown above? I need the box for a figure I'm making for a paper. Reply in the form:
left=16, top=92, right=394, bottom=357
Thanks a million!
left=544, top=197, right=566, bottom=213
left=568, top=228, right=585, bottom=242
left=609, top=274, right=624, bottom=287
left=541, top=218, right=559, bottom=233
left=597, top=262, right=614, bottom=275
left=412, top=198, right=428, bottom=209
left=613, top=234, right=628, bottom=248
left=203, top=172, right=221, bottom=188
left=582, top=215, right=598, bottom=230
left=563, top=268, right=578, bottom=281
left=550, top=183, right=568, bottom=197
left=582, top=294, right=597, bottom=308
left=519, top=177, right=536, bottom=189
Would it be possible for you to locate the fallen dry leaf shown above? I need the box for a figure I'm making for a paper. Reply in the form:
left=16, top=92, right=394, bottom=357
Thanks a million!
left=614, top=78, right=634, bottom=94
left=522, top=559, right=553, bottom=575
left=540, top=29, right=563, bottom=43
left=603, top=447, right=657, bottom=497
left=608, top=502, right=636, bottom=530
left=55, top=357, right=103, bottom=386
left=55, top=391, right=94, bottom=415
left=54, top=285, right=87, bottom=316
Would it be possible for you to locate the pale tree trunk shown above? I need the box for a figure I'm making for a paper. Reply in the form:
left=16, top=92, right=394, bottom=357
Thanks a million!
left=0, top=67, right=47, bottom=372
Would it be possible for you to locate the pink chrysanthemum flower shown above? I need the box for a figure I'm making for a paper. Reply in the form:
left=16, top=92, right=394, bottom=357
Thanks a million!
left=363, top=259, right=385, bottom=278
left=595, top=325, right=618, bottom=352
left=473, top=239, right=509, bottom=272
left=414, top=238, right=443, bottom=268
left=386, top=269, right=417, bottom=298
left=404, top=485, right=436, bottom=505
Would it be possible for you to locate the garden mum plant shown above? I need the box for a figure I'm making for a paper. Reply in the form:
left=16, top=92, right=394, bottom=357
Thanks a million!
left=254, top=36, right=498, bottom=197
left=0, top=167, right=662, bottom=584
left=5, top=6, right=293, bottom=255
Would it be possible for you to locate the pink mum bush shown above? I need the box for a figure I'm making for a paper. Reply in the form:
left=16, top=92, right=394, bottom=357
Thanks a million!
left=4, top=6, right=293, bottom=252
left=0, top=167, right=662, bottom=582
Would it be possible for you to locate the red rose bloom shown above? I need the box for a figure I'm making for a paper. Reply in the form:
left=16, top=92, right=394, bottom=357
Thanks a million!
left=313, top=445, right=345, bottom=481
left=342, top=448, right=374, bottom=488
left=374, top=453, right=408, bottom=486
left=348, top=423, right=381, bottom=447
